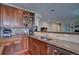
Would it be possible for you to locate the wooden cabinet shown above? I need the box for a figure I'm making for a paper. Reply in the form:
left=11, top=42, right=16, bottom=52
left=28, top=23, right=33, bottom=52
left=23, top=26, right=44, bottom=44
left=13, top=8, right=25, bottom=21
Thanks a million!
left=0, top=4, right=1, bottom=26
left=1, top=36, right=29, bottom=55
left=47, top=44, right=60, bottom=55
left=22, top=36, right=28, bottom=49
left=0, top=4, right=12, bottom=27
left=12, top=8, right=24, bottom=27
left=38, top=40, right=47, bottom=55
left=2, top=40, right=23, bottom=55
left=47, top=44, right=74, bottom=55
left=28, top=37, right=35, bottom=54
left=31, top=42, right=40, bottom=55
left=28, top=37, right=75, bottom=55
left=40, top=46, right=47, bottom=55
left=0, top=36, right=76, bottom=55
left=0, top=4, right=24, bottom=27
left=28, top=37, right=40, bottom=55
left=28, top=37, right=47, bottom=55
left=11, top=8, right=17, bottom=27
left=15, top=36, right=30, bottom=55
left=0, top=4, right=34, bottom=28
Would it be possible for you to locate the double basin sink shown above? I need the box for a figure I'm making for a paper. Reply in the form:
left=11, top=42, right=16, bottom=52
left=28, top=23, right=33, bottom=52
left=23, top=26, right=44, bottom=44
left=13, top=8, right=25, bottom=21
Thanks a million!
left=35, top=36, right=52, bottom=41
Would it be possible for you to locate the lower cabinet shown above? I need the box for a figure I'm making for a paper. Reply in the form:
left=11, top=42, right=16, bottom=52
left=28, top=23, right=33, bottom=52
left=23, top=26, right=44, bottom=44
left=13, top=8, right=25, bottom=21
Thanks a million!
left=22, top=36, right=28, bottom=49
left=40, top=46, right=47, bottom=55
left=28, top=37, right=75, bottom=55
left=47, top=45, right=61, bottom=55
left=47, top=44, right=75, bottom=55
left=28, top=37, right=47, bottom=55
left=31, top=43, right=40, bottom=55
left=1, top=36, right=76, bottom=55
left=2, top=36, right=28, bottom=55
left=2, top=40, right=24, bottom=55
left=28, top=37, right=34, bottom=54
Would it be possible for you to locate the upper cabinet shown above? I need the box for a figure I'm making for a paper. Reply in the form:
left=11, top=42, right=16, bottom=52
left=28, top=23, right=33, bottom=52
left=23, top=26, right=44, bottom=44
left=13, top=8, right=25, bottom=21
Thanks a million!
left=0, top=4, right=34, bottom=28
left=12, top=8, right=23, bottom=27
left=0, top=4, right=12, bottom=27
left=0, top=4, right=1, bottom=27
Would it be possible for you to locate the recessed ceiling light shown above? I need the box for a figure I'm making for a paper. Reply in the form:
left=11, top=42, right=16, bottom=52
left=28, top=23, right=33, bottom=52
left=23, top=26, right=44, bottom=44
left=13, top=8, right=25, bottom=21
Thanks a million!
left=74, top=10, right=79, bottom=14
left=50, top=9, right=55, bottom=12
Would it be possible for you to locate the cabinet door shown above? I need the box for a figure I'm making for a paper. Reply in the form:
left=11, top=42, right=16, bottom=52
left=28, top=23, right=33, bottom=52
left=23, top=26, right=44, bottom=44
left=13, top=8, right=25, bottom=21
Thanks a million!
left=28, top=37, right=40, bottom=55
left=22, top=36, right=28, bottom=49
left=11, top=8, right=17, bottom=27
left=47, top=45, right=60, bottom=55
left=12, top=8, right=22, bottom=27
left=33, top=39, right=47, bottom=55
left=55, top=48, right=74, bottom=55
left=38, top=41, right=47, bottom=55
left=16, top=9, right=23, bottom=27
left=40, top=46, right=47, bottom=55
left=1, top=4, right=12, bottom=27
left=32, top=43, right=40, bottom=55
left=0, top=4, right=1, bottom=27
left=28, top=37, right=33, bottom=54
left=47, top=44, right=74, bottom=55
left=12, top=8, right=23, bottom=27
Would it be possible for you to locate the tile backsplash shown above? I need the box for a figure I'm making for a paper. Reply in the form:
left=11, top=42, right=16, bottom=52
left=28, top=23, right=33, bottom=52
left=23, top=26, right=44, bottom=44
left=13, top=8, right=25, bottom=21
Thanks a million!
left=0, top=28, right=29, bottom=37
left=34, top=32, right=79, bottom=43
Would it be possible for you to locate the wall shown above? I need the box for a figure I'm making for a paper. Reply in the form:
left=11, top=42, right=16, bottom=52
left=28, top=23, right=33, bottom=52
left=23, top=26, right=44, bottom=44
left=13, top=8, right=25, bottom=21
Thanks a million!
left=36, top=16, right=79, bottom=32
left=34, top=10, right=79, bottom=32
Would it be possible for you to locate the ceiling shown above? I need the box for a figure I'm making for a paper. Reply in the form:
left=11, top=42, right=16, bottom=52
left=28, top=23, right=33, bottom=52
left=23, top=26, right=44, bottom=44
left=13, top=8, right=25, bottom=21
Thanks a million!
left=7, top=3, right=79, bottom=22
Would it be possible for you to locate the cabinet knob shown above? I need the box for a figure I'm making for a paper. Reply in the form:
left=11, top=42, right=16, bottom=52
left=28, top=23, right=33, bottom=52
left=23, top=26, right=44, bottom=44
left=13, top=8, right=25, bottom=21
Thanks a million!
left=53, top=49, right=59, bottom=55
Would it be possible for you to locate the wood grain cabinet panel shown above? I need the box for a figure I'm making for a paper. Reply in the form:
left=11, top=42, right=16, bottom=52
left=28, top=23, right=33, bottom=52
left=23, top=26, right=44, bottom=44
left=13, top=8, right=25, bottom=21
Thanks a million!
left=17, top=9, right=24, bottom=27
left=40, top=46, right=47, bottom=55
left=2, top=40, right=23, bottom=55
left=28, top=37, right=75, bottom=55
left=22, top=36, right=29, bottom=49
left=0, top=4, right=34, bottom=27
left=31, top=43, right=40, bottom=55
left=1, top=36, right=75, bottom=55
left=0, top=4, right=12, bottom=27
left=12, top=8, right=23, bottom=27
left=0, top=4, right=1, bottom=26
left=28, top=37, right=39, bottom=55
left=36, top=40, right=47, bottom=55
left=28, top=37, right=47, bottom=55
left=47, top=44, right=74, bottom=55
left=11, top=8, right=17, bottom=27
left=28, top=37, right=33, bottom=54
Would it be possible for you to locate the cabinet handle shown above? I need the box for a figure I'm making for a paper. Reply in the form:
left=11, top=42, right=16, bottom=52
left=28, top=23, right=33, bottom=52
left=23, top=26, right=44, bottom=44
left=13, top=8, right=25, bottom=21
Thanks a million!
left=53, top=49, right=59, bottom=55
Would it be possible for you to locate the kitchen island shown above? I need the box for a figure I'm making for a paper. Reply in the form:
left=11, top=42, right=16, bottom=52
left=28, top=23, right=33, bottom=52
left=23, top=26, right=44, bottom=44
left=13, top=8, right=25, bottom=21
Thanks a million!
left=28, top=35, right=79, bottom=55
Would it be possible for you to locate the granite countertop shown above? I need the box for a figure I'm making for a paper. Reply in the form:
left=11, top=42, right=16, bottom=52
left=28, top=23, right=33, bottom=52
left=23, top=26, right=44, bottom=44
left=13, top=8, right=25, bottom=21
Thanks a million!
left=28, top=35, right=79, bottom=54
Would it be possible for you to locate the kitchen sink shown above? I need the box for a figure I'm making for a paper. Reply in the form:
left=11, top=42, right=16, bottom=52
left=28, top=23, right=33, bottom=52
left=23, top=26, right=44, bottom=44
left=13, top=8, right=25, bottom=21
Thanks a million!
left=37, top=36, right=52, bottom=41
